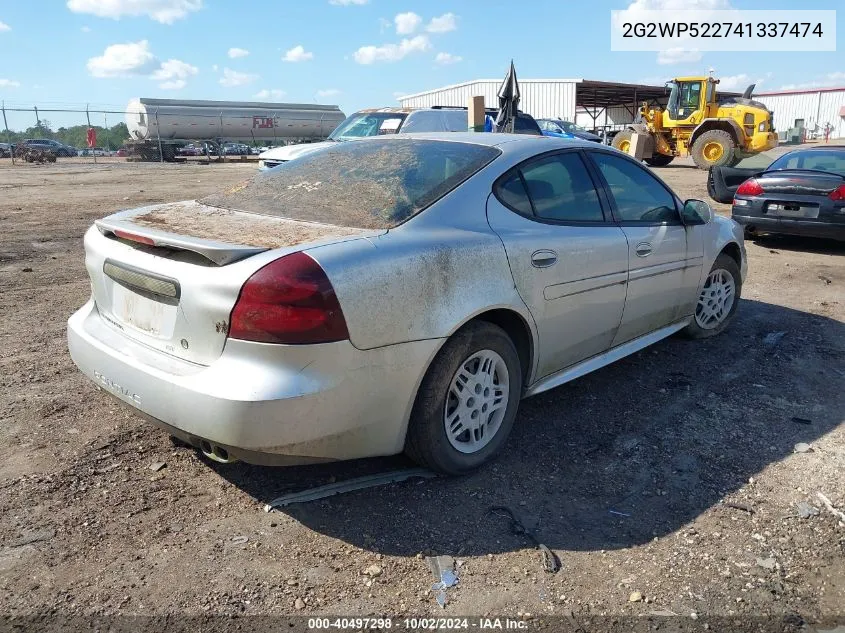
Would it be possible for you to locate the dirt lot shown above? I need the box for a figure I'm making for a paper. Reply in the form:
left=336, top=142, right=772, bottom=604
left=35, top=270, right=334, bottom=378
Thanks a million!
left=0, top=153, right=843, bottom=631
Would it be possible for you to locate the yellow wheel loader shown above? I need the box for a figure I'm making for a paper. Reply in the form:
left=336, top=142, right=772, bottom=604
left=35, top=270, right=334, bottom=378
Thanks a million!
left=612, top=77, right=777, bottom=170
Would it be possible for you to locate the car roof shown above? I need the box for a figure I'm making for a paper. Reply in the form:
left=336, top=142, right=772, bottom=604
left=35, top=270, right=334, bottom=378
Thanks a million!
left=381, top=131, right=597, bottom=150
left=784, top=145, right=845, bottom=151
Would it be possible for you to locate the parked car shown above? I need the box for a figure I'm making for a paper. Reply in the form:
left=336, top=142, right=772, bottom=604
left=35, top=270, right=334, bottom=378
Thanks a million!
left=707, top=145, right=845, bottom=241
left=258, top=107, right=544, bottom=170
left=537, top=119, right=603, bottom=143
left=23, top=139, right=77, bottom=157
left=68, top=134, right=745, bottom=473
left=0, top=142, right=11, bottom=158
left=223, top=142, right=251, bottom=156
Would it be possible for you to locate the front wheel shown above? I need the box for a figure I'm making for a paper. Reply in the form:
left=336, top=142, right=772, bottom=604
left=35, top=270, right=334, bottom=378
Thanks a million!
left=404, top=322, right=523, bottom=475
left=682, top=253, right=742, bottom=339
left=691, top=130, right=736, bottom=169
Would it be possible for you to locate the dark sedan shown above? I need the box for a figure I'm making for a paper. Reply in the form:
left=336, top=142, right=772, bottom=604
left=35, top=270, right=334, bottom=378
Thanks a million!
left=708, top=146, right=845, bottom=241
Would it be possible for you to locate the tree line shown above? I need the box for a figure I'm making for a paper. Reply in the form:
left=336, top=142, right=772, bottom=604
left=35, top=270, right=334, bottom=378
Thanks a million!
left=1, top=120, right=130, bottom=150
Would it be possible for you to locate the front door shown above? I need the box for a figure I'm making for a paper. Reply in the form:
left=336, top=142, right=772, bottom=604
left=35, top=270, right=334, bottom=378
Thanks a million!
left=586, top=150, right=703, bottom=345
left=486, top=150, right=629, bottom=379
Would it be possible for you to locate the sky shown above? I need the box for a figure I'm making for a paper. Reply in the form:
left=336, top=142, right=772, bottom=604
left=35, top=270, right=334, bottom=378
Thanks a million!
left=0, top=0, right=842, bottom=130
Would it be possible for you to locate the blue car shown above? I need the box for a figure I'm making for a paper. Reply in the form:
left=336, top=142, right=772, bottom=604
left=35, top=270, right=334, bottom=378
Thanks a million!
left=537, top=119, right=603, bottom=143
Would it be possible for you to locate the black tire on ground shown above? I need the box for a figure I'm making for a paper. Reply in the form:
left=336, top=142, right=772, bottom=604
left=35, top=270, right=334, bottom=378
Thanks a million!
left=404, top=321, right=523, bottom=475
left=682, top=253, right=742, bottom=339
left=691, top=129, right=736, bottom=170
left=743, top=226, right=757, bottom=240
left=644, top=153, right=674, bottom=167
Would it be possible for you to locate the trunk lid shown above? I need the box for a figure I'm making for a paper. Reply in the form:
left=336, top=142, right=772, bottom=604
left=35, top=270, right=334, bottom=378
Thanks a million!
left=758, top=170, right=844, bottom=197
left=86, top=201, right=382, bottom=365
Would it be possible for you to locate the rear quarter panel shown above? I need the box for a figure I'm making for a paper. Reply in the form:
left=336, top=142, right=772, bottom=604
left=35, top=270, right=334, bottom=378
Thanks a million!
left=306, top=177, right=537, bottom=352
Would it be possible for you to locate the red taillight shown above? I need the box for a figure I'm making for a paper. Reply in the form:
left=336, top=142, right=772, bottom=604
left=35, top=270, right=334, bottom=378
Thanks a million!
left=113, top=229, right=155, bottom=246
left=829, top=184, right=845, bottom=201
left=228, top=252, right=349, bottom=345
left=736, top=178, right=764, bottom=196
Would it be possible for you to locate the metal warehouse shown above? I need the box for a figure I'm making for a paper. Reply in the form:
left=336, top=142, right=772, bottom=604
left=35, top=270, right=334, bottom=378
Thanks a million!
left=399, top=78, right=845, bottom=141
left=397, top=78, right=671, bottom=130
left=756, top=86, right=845, bottom=140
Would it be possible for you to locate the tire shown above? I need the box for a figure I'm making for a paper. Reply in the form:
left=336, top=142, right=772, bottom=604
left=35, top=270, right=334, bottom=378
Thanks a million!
left=644, top=153, right=674, bottom=167
left=611, top=129, right=634, bottom=154
left=404, top=322, right=523, bottom=475
left=691, top=130, right=736, bottom=170
left=743, top=226, right=757, bottom=240
left=682, top=253, right=742, bottom=339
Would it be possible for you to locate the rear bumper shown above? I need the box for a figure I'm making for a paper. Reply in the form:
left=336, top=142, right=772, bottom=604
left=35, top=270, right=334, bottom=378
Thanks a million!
left=68, top=299, right=441, bottom=464
left=733, top=214, right=845, bottom=241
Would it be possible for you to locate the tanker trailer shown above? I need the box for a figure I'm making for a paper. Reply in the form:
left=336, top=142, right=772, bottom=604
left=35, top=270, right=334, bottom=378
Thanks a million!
left=124, top=98, right=345, bottom=161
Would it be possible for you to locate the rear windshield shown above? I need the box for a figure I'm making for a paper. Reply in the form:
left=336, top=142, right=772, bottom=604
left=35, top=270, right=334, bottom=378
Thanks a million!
left=768, top=149, right=845, bottom=176
left=200, top=138, right=501, bottom=229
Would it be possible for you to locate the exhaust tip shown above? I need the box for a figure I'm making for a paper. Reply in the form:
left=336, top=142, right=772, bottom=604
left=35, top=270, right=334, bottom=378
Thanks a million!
left=199, top=440, right=237, bottom=464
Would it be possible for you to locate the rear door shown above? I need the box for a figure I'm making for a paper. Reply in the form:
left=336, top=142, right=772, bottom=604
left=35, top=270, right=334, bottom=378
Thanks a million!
left=586, top=150, right=703, bottom=345
left=486, top=149, right=629, bottom=379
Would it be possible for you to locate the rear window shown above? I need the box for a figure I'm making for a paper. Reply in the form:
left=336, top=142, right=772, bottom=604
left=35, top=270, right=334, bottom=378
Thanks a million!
left=201, top=138, right=500, bottom=229
left=768, top=150, right=845, bottom=176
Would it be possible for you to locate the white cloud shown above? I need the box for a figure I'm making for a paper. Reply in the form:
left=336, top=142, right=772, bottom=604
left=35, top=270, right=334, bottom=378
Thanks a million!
left=212, top=64, right=218, bottom=72
left=283, top=45, right=313, bottom=62
left=316, top=88, right=341, bottom=97
left=80, top=25, right=91, bottom=32
left=0, top=79, right=20, bottom=88
left=219, top=67, right=258, bottom=87
left=426, top=13, right=457, bottom=33
left=354, top=35, right=431, bottom=64
left=394, top=12, right=421, bottom=35
left=152, top=58, right=198, bottom=88
left=67, top=0, right=202, bottom=24
left=87, top=40, right=160, bottom=77
left=254, top=88, right=286, bottom=99
left=656, top=47, right=702, bottom=65
left=86, top=40, right=197, bottom=89
left=435, top=52, right=462, bottom=65
left=780, top=72, right=845, bottom=91
left=329, top=0, right=368, bottom=4
left=0, top=21, right=11, bottom=32
left=228, top=47, right=249, bottom=58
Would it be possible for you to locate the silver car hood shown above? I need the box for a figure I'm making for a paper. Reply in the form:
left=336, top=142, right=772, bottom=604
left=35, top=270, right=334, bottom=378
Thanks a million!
left=259, top=141, right=334, bottom=162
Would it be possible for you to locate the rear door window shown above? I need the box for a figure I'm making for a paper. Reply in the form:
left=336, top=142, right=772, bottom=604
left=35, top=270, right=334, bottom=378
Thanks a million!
left=494, top=152, right=606, bottom=222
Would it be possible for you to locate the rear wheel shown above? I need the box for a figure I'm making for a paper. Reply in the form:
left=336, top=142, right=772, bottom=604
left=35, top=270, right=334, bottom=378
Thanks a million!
left=682, top=254, right=742, bottom=339
left=691, top=130, right=736, bottom=169
left=644, top=153, right=674, bottom=167
left=404, top=322, right=522, bottom=475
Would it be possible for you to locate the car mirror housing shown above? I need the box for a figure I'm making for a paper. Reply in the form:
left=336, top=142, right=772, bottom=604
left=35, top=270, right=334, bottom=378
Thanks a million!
left=681, top=199, right=714, bottom=225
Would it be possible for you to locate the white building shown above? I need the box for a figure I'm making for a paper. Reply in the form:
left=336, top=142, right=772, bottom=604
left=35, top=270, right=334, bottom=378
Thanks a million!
left=398, top=79, right=669, bottom=130
left=756, top=86, right=845, bottom=139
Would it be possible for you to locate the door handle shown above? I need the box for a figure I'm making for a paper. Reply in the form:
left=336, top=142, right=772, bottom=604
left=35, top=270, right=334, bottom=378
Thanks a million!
left=531, top=250, right=558, bottom=268
left=635, top=242, right=653, bottom=258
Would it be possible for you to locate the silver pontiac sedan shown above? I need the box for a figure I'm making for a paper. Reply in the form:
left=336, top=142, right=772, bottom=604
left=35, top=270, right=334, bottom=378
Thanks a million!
left=68, top=133, right=747, bottom=474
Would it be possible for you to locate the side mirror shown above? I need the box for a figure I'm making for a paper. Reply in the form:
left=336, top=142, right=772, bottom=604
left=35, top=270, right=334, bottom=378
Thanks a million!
left=681, top=199, right=713, bottom=225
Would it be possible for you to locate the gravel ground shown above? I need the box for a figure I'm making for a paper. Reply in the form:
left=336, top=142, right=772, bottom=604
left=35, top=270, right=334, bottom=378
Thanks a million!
left=0, top=154, right=843, bottom=631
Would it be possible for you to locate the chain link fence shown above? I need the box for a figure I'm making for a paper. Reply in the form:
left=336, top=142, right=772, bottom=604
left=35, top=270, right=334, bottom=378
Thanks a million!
left=1, top=103, right=336, bottom=165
